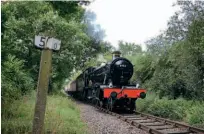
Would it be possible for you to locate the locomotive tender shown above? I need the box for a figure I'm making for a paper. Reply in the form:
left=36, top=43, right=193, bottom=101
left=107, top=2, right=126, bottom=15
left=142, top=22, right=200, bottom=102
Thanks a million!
left=67, top=51, right=146, bottom=112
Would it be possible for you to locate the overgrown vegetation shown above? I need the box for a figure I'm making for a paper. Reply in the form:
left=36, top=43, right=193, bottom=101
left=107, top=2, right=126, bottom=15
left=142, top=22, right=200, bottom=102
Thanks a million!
left=2, top=91, right=87, bottom=134
left=136, top=93, right=204, bottom=127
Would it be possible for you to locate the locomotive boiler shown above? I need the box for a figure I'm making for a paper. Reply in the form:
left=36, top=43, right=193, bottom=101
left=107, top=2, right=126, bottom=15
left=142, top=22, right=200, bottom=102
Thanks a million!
left=67, top=51, right=146, bottom=112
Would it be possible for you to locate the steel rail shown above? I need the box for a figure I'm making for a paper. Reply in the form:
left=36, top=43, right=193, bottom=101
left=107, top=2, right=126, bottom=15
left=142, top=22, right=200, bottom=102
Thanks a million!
left=95, top=106, right=204, bottom=134
left=136, top=111, right=204, bottom=134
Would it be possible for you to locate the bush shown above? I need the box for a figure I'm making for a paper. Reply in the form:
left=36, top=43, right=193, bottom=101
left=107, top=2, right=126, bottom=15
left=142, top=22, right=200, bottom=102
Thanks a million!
left=2, top=55, right=34, bottom=108
left=136, top=92, right=157, bottom=112
left=186, top=104, right=204, bottom=125
left=136, top=92, right=204, bottom=127
left=146, top=98, right=184, bottom=120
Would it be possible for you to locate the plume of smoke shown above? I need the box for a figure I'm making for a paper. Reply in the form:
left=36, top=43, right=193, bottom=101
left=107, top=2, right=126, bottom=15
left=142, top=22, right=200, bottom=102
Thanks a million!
left=84, top=10, right=106, bottom=42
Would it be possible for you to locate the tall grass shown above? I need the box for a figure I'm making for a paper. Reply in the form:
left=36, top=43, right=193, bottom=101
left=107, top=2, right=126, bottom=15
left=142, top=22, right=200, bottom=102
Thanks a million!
left=2, top=91, right=87, bottom=134
left=136, top=92, right=204, bottom=127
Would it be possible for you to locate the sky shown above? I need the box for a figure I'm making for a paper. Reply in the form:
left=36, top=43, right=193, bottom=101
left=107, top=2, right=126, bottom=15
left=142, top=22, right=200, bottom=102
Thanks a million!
left=86, top=0, right=178, bottom=50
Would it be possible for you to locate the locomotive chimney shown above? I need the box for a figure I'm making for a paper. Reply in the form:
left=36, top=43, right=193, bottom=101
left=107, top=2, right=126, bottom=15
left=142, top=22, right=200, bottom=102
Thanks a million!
left=112, top=51, right=121, bottom=60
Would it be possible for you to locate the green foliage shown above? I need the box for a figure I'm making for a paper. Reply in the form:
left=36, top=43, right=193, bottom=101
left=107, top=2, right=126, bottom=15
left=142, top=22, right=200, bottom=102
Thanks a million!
left=118, top=40, right=142, bottom=56
left=136, top=93, right=204, bottom=127
left=2, top=3, right=111, bottom=133
left=186, top=105, right=204, bottom=125
left=2, top=91, right=87, bottom=134
left=82, top=50, right=114, bottom=71
left=2, top=55, right=34, bottom=105
left=166, top=1, right=204, bottom=42
left=127, top=54, right=155, bottom=84
left=50, top=1, right=85, bottom=22
left=2, top=1, right=109, bottom=101
left=147, top=17, right=204, bottom=99
left=45, top=95, right=87, bottom=134
left=147, top=98, right=184, bottom=120
left=136, top=93, right=157, bottom=112
left=120, top=1, right=204, bottom=100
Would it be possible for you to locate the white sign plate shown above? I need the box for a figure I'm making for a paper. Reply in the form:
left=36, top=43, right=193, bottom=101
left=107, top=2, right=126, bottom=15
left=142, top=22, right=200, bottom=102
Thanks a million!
left=35, top=35, right=61, bottom=50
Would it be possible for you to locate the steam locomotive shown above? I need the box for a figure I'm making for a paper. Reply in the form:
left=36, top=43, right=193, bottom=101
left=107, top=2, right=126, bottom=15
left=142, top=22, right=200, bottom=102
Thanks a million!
left=66, top=51, right=146, bottom=112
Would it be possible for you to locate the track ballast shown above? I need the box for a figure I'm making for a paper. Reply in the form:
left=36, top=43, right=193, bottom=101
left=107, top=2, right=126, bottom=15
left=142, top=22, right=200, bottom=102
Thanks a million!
left=95, top=106, right=204, bottom=134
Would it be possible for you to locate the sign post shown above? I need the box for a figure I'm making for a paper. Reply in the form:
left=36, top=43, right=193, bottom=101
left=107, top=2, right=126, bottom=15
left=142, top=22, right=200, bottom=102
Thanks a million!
left=32, top=36, right=61, bottom=134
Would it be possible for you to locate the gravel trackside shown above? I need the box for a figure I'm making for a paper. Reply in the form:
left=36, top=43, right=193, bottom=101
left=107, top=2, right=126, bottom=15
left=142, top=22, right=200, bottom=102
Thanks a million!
left=78, top=102, right=147, bottom=134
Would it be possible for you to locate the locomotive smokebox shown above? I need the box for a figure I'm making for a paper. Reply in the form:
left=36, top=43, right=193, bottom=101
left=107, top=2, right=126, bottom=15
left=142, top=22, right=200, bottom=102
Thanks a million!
left=110, top=55, right=134, bottom=85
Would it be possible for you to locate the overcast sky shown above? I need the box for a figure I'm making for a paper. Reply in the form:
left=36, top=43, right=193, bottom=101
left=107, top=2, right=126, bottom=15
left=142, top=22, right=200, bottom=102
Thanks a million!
left=86, top=0, right=178, bottom=50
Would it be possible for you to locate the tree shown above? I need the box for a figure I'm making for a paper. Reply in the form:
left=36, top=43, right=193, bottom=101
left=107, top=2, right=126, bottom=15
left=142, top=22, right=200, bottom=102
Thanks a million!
left=124, top=0, right=204, bottom=100
left=166, top=0, right=204, bottom=43
left=118, top=40, right=142, bottom=56
left=1, top=1, right=109, bottom=104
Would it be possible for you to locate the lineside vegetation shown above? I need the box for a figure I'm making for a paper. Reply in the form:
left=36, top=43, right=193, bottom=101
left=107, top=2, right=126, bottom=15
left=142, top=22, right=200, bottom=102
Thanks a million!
left=2, top=91, right=88, bottom=134
left=2, top=0, right=204, bottom=132
left=1, top=1, right=109, bottom=133
left=137, top=93, right=204, bottom=128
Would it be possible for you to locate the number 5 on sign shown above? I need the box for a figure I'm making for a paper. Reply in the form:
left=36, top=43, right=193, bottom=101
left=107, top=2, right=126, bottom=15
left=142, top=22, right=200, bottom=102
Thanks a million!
left=35, top=35, right=61, bottom=50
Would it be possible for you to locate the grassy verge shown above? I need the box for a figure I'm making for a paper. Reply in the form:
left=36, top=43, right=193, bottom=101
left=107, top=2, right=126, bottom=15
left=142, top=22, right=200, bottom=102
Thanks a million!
left=2, top=91, right=87, bottom=134
left=136, top=92, right=204, bottom=128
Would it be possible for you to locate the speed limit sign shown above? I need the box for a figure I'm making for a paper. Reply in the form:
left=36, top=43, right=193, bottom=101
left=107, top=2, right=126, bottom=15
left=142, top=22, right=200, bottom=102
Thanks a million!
left=33, top=35, right=61, bottom=134
left=34, top=35, right=61, bottom=50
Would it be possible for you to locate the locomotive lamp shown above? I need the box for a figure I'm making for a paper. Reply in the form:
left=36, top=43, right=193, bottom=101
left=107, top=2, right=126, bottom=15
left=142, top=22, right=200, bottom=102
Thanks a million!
left=112, top=51, right=121, bottom=60
left=140, top=92, right=146, bottom=99
left=110, top=91, right=117, bottom=99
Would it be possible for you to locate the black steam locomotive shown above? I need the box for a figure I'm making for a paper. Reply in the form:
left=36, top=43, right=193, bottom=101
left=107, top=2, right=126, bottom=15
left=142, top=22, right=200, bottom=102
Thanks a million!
left=67, top=51, right=146, bottom=112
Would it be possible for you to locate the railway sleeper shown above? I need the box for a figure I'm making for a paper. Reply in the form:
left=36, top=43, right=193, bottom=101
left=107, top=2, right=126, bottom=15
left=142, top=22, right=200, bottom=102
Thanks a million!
left=159, top=128, right=191, bottom=134
left=123, top=115, right=141, bottom=118
left=162, top=130, right=190, bottom=134
left=127, top=117, right=147, bottom=120
left=150, top=125, right=175, bottom=130
left=135, top=119, right=154, bottom=123
left=143, top=122, right=166, bottom=126
left=138, top=120, right=156, bottom=123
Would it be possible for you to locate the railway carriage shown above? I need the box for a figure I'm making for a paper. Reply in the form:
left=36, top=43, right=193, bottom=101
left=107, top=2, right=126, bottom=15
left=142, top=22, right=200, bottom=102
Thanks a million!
left=67, top=51, right=146, bottom=112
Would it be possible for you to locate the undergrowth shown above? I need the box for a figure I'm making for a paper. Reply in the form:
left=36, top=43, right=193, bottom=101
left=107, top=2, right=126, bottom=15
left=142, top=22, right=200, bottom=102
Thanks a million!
left=136, top=92, right=204, bottom=128
left=2, top=91, right=87, bottom=134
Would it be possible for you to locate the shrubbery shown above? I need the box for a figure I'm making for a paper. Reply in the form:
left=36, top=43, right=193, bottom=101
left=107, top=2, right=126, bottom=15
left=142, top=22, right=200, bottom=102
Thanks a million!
left=186, top=104, right=204, bottom=126
left=2, top=55, right=34, bottom=106
left=136, top=93, right=204, bottom=127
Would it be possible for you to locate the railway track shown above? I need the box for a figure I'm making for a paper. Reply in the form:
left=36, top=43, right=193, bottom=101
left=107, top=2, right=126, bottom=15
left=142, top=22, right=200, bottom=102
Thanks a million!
left=69, top=96, right=204, bottom=134
left=96, top=106, right=204, bottom=134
